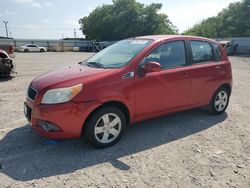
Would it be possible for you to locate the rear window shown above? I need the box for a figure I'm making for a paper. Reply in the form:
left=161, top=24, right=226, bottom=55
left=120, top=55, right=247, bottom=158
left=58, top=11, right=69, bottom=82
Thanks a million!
left=190, top=41, right=214, bottom=64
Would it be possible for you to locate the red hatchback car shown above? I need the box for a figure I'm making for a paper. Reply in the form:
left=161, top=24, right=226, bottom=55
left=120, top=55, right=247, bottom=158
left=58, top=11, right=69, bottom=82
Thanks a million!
left=24, top=35, right=232, bottom=148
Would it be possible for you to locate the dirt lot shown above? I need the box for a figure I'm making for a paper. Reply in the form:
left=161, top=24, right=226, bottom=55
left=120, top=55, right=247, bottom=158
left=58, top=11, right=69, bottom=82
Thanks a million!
left=0, top=52, right=249, bottom=187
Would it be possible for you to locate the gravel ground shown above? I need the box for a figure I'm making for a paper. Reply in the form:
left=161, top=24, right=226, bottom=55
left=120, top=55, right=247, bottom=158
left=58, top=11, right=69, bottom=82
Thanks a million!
left=0, top=52, right=249, bottom=188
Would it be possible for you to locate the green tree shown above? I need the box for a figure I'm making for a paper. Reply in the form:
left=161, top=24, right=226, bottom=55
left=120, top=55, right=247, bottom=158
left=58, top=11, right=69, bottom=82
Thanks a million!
left=79, top=0, right=177, bottom=41
left=184, top=0, right=250, bottom=38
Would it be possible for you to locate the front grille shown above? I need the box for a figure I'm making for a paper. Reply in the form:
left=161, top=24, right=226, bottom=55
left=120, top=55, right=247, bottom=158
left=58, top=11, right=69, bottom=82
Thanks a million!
left=27, top=85, right=37, bottom=101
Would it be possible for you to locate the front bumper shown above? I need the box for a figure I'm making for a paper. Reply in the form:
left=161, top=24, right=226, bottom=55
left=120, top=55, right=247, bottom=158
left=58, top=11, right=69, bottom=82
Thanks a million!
left=24, top=97, right=101, bottom=139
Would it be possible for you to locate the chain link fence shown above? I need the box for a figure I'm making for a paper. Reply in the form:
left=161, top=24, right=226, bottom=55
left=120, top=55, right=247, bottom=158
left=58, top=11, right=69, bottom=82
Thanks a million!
left=0, top=38, right=116, bottom=52
left=1, top=37, right=249, bottom=53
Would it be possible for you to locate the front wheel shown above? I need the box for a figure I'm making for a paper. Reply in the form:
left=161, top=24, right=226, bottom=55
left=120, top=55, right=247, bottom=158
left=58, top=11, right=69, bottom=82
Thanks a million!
left=208, top=87, right=230, bottom=114
left=85, top=107, right=126, bottom=148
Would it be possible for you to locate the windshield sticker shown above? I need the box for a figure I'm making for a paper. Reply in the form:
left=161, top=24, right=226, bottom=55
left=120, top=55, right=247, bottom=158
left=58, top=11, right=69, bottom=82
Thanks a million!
left=131, top=40, right=148, bottom=45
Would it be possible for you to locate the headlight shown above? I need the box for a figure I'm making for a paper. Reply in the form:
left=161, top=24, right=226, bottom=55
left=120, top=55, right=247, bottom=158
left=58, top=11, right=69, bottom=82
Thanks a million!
left=42, top=84, right=82, bottom=104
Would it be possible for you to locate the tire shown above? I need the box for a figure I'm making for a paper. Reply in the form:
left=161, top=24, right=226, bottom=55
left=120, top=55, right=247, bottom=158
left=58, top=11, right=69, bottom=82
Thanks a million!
left=207, top=87, right=230, bottom=115
left=85, top=107, right=126, bottom=148
left=24, top=49, right=29, bottom=53
left=40, top=49, right=45, bottom=52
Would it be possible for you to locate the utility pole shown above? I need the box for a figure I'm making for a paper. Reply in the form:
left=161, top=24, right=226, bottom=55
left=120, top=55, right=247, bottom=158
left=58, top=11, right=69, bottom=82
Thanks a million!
left=74, top=29, right=76, bottom=38
left=3, top=21, right=9, bottom=38
left=9, top=31, right=12, bottom=38
left=61, top=33, right=64, bottom=52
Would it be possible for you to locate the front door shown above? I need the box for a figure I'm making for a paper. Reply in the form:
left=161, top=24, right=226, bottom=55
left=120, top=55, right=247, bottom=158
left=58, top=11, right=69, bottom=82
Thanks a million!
left=135, top=40, right=191, bottom=118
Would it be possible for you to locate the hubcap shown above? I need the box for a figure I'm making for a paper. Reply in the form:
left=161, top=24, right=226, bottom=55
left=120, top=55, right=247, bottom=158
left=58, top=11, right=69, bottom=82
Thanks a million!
left=94, top=113, right=121, bottom=144
left=215, top=91, right=228, bottom=112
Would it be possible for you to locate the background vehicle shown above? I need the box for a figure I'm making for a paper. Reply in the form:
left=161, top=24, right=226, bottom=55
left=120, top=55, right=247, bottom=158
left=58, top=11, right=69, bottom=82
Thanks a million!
left=19, top=44, right=47, bottom=52
left=218, top=40, right=238, bottom=55
left=25, top=35, right=232, bottom=148
left=0, top=41, right=15, bottom=58
left=0, top=49, right=15, bottom=76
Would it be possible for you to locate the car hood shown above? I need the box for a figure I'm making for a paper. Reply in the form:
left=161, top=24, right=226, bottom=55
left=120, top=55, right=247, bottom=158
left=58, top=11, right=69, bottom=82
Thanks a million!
left=31, top=63, right=116, bottom=92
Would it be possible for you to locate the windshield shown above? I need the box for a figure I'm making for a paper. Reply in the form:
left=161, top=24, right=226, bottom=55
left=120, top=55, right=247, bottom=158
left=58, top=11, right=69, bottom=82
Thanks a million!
left=86, top=39, right=152, bottom=68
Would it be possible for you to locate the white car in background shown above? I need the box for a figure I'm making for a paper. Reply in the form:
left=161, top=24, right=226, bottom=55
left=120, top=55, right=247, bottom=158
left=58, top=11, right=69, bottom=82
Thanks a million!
left=19, top=44, right=47, bottom=52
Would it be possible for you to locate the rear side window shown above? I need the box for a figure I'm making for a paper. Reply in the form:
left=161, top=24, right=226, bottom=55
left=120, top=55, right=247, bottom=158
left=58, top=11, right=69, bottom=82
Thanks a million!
left=212, top=43, right=222, bottom=61
left=144, top=40, right=186, bottom=69
left=190, top=41, right=214, bottom=63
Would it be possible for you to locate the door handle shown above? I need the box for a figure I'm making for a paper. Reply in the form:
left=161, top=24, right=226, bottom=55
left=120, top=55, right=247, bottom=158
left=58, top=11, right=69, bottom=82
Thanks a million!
left=215, top=65, right=221, bottom=70
left=182, top=71, right=188, bottom=76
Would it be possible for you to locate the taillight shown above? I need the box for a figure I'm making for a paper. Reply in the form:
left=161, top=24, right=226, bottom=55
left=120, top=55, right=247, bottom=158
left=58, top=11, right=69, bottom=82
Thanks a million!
left=8, top=45, right=13, bottom=54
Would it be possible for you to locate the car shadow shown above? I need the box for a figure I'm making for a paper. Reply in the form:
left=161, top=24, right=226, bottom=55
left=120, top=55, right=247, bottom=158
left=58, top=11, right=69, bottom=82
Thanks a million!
left=0, top=109, right=227, bottom=181
left=0, top=75, right=14, bottom=82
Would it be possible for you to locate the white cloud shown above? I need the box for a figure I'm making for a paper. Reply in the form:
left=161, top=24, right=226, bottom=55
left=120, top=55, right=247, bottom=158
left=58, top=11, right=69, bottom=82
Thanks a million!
left=161, top=0, right=239, bottom=32
left=44, top=1, right=54, bottom=7
left=15, top=0, right=33, bottom=3
left=87, top=6, right=94, bottom=13
left=42, top=19, right=51, bottom=23
left=31, top=2, right=41, bottom=8
left=64, top=15, right=81, bottom=28
left=3, top=10, right=17, bottom=16
left=15, top=0, right=41, bottom=8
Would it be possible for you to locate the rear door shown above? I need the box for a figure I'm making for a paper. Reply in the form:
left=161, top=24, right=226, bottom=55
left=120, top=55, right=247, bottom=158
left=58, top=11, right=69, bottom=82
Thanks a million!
left=188, top=40, right=223, bottom=105
left=135, top=40, right=191, bottom=118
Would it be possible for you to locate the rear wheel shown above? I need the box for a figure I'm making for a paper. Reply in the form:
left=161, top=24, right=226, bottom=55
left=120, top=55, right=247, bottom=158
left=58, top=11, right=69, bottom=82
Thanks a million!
left=40, top=49, right=45, bottom=52
left=85, top=107, right=126, bottom=148
left=208, top=87, right=230, bottom=114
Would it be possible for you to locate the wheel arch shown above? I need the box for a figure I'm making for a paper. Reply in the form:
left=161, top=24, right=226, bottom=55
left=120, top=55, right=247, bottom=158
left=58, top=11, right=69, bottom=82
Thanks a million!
left=82, top=100, right=131, bottom=135
left=218, top=83, right=232, bottom=96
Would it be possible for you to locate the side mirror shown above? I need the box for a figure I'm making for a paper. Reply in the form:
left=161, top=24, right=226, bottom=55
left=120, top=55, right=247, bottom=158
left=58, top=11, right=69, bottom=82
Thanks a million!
left=138, top=61, right=161, bottom=76
left=144, top=61, right=161, bottom=72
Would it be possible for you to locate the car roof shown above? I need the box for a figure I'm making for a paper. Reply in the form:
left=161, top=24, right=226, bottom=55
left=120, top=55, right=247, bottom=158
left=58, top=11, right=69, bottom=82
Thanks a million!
left=134, top=35, right=218, bottom=43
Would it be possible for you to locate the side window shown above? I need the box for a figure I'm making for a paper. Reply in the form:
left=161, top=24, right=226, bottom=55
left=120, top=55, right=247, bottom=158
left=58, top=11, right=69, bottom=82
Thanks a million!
left=212, top=43, right=222, bottom=61
left=190, top=41, right=214, bottom=63
left=144, top=41, right=186, bottom=69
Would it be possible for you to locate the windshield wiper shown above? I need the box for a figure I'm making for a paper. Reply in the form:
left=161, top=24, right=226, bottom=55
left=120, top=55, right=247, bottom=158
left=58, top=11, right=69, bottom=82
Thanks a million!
left=79, top=61, right=106, bottom=68
left=86, top=61, right=106, bottom=69
left=79, top=60, right=87, bottom=65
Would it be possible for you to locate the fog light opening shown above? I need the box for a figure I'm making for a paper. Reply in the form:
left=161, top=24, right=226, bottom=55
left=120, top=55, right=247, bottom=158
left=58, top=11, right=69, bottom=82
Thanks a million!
left=38, top=120, right=61, bottom=132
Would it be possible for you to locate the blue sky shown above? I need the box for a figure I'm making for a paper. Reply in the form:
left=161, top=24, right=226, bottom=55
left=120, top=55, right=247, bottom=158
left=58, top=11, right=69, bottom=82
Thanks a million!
left=0, top=0, right=240, bottom=39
